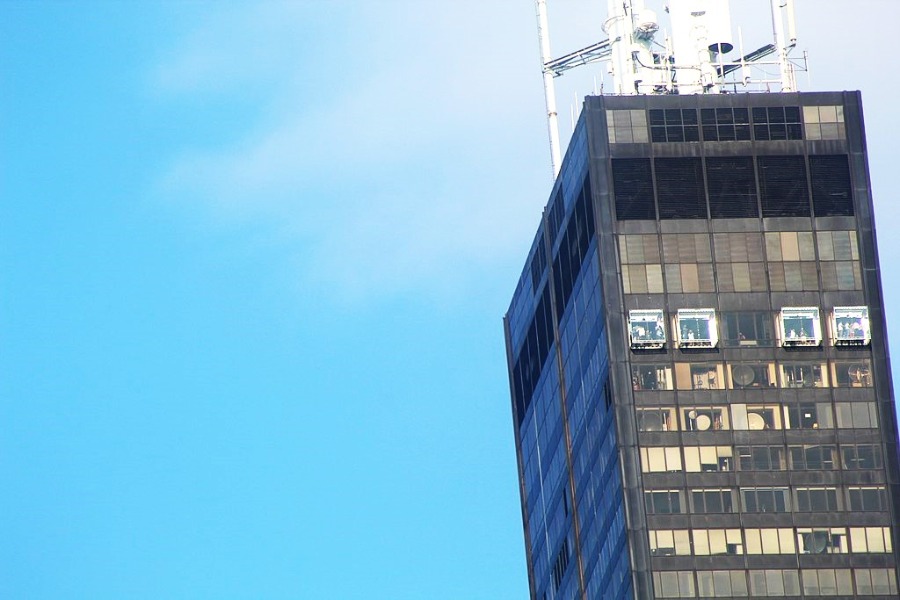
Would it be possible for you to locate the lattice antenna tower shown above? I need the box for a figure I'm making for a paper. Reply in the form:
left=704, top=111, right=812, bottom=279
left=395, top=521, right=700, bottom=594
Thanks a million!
left=536, top=0, right=806, bottom=177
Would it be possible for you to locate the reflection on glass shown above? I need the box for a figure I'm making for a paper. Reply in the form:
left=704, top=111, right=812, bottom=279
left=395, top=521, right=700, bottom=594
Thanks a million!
left=676, top=308, right=718, bottom=348
left=645, top=490, right=683, bottom=514
left=744, top=528, right=796, bottom=555
left=780, top=362, right=828, bottom=388
left=737, top=446, right=785, bottom=471
left=628, top=309, right=666, bottom=349
left=796, top=487, right=840, bottom=512
left=637, top=407, right=677, bottom=432
left=631, top=364, right=673, bottom=390
left=732, top=404, right=783, bottom=430
left=691, top=489, right=734, bottom=514
left=692, top=365, right=717, bottom=389
left=832, top=306, right=870, bottom=346
left=741, top=487, right=790, bottom=513
left=675, top=363, right=724, bottom=390
left=729, top=363, right=775, bottom=389
left=649, top=530, right=691, bottom=556
left=722, top=312, right=774, bottom=347
left=849, top=527, right=893, bottom=553
left=835, top=402, right=878, bottom=429
left=684, top=446, right=733, bottom=472
left=692, top=529, right=743, bottom=556
left=640, top=447, right=683, bottom=473
left=789, top=445, right=837, bottom=470
left=780, top=307, right=822, bottom=346
left=681, top=406, right=729, bottom=430
left=832, top=360, right=873, bottom=387
left=784, top=402, right=833, bottom=429
left=841, top=445, right=883, bottom=470
left=797, top=528, right=847, bottom=554
left=653, top=571, right=696, bottom=598
left=847, top=486, right=887, bottom=511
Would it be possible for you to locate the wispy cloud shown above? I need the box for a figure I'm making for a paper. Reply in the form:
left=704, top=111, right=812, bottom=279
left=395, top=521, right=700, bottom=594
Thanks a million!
left=151, top=1, right=551, bottom=302
left=152, top=3, right=319, bottom=96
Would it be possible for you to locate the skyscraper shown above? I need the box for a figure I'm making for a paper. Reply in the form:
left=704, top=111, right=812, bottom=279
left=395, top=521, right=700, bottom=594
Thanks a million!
left=503, top=90, right=900, bottom=599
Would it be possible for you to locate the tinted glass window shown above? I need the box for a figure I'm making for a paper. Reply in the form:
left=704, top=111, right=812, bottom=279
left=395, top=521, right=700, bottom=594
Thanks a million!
left=758, top=156, right=810, bottom=217
left=656, top=158, right=706, bottom=219
left=810, top=155, right=854, bottom=216
left=707, top=157, right=758, bottom=218
left=612, top=158, right=654, bottom=220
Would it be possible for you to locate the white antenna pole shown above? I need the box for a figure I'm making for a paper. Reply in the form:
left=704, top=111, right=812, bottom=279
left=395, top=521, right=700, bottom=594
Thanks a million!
left=770, top=0, right=793, bottom=91
left=738, top=27, right=749, bottom=86
left=536, top=0, right=562, bottom=178
left=606, top=0, right=628, bottom=94
left=785, top=0, right=798, bottom=44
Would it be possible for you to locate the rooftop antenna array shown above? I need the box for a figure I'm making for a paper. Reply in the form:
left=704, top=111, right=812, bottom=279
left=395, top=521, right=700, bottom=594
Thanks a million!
left=535, top=0, right=807, bottom=177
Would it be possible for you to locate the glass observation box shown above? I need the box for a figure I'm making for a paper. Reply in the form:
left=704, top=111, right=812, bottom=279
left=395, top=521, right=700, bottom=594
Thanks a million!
left=628, top=309, right=666, bottom=349
left=676, top=309, right=718, bottom=349
left=779, top=307, right=822, bottom=347
left=832, top=306, right=870, bottom=346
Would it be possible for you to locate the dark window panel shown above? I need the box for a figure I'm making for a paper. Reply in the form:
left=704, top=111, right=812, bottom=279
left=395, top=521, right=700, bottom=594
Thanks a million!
left=707, top=157, right=758, bottom=218
left=551, top=539, right=570, bottom=591
left=769, top=123, right=788, bottom=140
left=512, top=285, right=554, bottom=426
left=656, top=157, right=706, bottom=219
left=790, top=445, right=837, bottom=470
left=701, top=109, right=751, bottom=142
left=810, top=155, right=854, bottom=216
left=646, top=490, right=682, bottom=514
left=551, top=176, right=595, bottom=321
left=842, top=444, right=884, bottom=469
left=665, top=109, right=682, bottom=124
left=717, top=126, right=736, bottom=142
left=758, top=155, right=810, bottom=217
left=530, top=241, right=546, bottom=297
left=649, top=109, right=699, bottom=142
left=667, top=126, right=685, bottom=142
left=612, top=158, right=655, bottom=220
left=768, top=107, right=786, bottom=124
left=547, top=188, right=565, bottom=246
left=751, top=106, right=803, bottom=140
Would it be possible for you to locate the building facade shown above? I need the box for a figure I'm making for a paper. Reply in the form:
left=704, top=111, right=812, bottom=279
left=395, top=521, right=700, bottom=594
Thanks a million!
left=503, top=92, right=900, bottom=599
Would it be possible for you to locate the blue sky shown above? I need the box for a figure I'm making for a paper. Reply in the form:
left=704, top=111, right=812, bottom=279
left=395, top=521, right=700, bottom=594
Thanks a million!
left=2, top=1, right=900, bottom=599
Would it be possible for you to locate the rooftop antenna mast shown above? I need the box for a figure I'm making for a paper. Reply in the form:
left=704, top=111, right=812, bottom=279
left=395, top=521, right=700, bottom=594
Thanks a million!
left=534, top=0, right=806, bottom=178
left=536, top=0, right=562, bottom=178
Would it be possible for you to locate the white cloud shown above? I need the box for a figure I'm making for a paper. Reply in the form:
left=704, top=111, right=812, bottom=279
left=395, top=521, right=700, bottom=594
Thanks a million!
left=153, top=1, right=552, bottom=302
left=152, top=3, right=320, bottom=95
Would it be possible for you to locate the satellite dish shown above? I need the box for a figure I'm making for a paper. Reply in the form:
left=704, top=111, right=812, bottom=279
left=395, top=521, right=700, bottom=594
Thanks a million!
left=732, top=365, right=756, bottom=387
left=803, top=532, right=828, bottom=554
left=849, top=365, right=871, bottom=383
left=748, top=412, right=766, bottom=430
left=696, top=414, right=712, bottom=431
